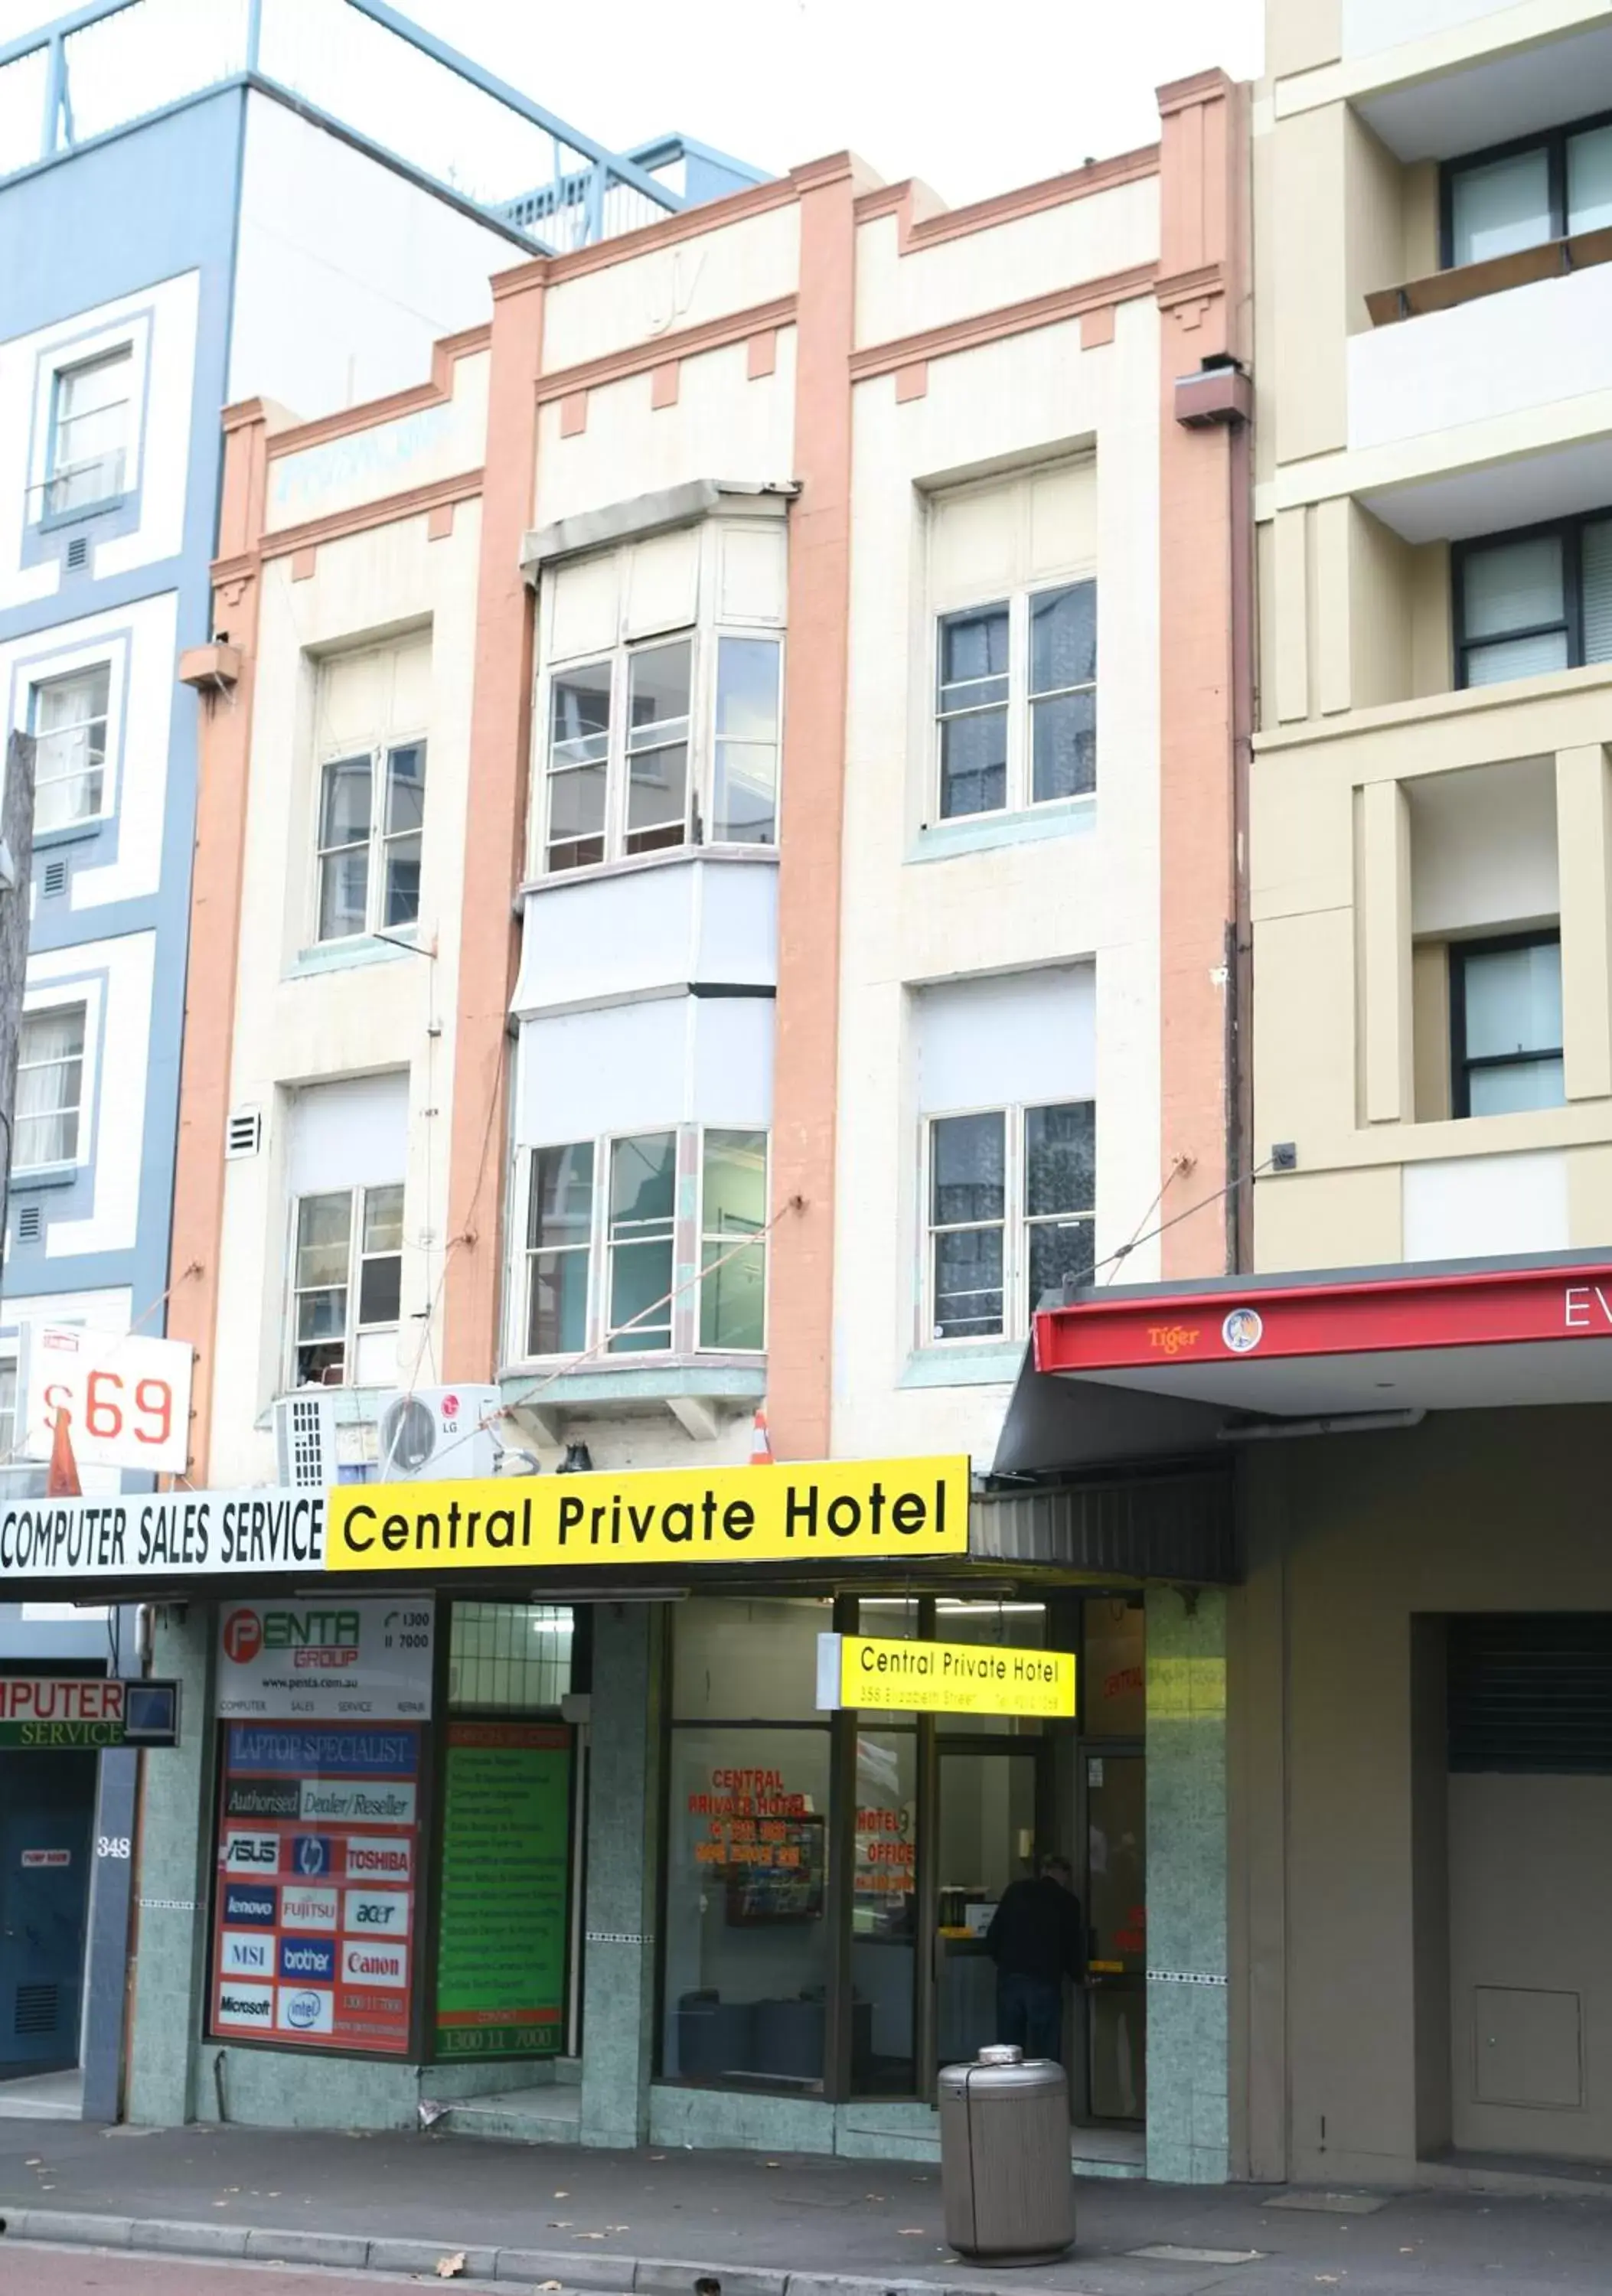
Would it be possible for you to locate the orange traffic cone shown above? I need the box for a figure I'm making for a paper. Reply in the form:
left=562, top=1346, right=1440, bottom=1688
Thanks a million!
left=749, top=1405, right=775, bottom=1466
left=47, top=1404, right=81, bottom=1498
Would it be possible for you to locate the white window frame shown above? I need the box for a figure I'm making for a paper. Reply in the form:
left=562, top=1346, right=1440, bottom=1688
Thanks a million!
left=513, top=1126, right=771, bottom=1365
left=13, top=1000, right=89, bottom=1174
left=29, top=659, right=111, bottom=833
left=44, top=344, right=134, bottom=520
left=932, top=579, right=1097, bottom=823
left=312, top=737, right=429, bottom=945
left=534, top=518, right=788, bottom=880
left=26, top=311, right=151, bottom=530
left=922, top=1098, right=1096, bottom=1346
left=286, top=1181, right=405, bottom=1389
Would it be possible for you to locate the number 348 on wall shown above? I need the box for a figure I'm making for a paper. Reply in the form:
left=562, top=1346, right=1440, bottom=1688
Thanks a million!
left=19, top=1323, right=193, bottom=1477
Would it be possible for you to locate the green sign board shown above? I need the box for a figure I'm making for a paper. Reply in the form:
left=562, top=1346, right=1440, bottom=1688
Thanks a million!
left=434, top=1720, right=572, bottom=2059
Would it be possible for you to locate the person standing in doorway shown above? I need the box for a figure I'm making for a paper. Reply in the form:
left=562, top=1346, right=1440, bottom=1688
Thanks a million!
left=985, top=1853, right=1085, bottom=2064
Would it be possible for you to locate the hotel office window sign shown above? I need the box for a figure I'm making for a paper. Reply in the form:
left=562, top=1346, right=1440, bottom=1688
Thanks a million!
left=210, top=1600, right=433, bottom=2059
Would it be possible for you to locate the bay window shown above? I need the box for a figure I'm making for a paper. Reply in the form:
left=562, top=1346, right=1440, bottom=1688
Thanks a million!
left=544, top=630, right=780, bottom=872
left=926, top=1101, right=1095, bottom=1342
left=519, top=1128, right=769, bottom=1360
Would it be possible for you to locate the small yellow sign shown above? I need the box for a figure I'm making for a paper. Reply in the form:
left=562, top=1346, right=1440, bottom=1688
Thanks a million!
left=325, top=1456, right=971, bottom=1574
left=819, top=1634, right=1076, bottom=1718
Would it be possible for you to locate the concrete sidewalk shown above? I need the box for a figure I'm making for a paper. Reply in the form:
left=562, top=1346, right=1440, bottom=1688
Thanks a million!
left=3, top=2120, right=1612, bottom=2294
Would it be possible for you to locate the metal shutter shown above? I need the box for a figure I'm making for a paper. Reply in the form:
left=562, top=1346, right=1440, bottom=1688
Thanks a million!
left=1448, top=1614, right=1612, bottom=1774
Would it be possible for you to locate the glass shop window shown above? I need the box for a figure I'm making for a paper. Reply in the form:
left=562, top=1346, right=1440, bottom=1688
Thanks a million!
left=662, top=1598, right=833, bottom=2089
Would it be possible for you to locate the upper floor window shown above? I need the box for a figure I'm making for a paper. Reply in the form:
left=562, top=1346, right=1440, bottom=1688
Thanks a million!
left=1445, top=115, right=1612, bottom=269
left=1451, top=934, right=1564, bottom=1118
left=1455, top=513, right=1612, bottom=687
left=537, top=513, right=787, bottom=877
left=312, top=636, right=430, bottom=945
left=546, top=631, right=781, bottom=871
left=937, top=581, right=1095, bottom=820
left=520, top=1127, right=768, bottom=1360
left=317, top=742, right=426, bottom=940
left=31, top=664, right=109, bottom=832
left=290, top=1182, right=403, bottom=1386
left=15, top=1004, right=86, bottom=1171
left=46, top=347, right=132, bottom=519
left=926, top=1101, right=1095, bottom=1342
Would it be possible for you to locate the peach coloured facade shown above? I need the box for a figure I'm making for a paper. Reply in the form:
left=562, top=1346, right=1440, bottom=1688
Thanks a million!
left=174, top=96, right=1251, bottom=1486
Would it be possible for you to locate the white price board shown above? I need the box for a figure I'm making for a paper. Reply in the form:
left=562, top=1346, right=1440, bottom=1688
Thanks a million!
left=215, top=1597, right=435, bottom=1721
left=20, top=1324, right=192, bottom=1475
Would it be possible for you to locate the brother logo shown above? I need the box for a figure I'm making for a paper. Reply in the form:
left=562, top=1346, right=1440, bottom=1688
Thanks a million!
left=281, top=1944, right=331, bottom=1977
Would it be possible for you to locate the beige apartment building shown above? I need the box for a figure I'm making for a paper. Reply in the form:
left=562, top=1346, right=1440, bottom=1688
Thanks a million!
left=1125, top=0, right=1612, bottom=2193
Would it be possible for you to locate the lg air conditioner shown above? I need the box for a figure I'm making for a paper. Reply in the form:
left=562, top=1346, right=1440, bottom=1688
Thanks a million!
left=375, top=1385, right=501, bottom=1482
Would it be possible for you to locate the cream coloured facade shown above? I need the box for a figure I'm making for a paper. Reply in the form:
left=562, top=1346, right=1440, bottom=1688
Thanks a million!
left=1253, top=0, right=1612, bottom=1267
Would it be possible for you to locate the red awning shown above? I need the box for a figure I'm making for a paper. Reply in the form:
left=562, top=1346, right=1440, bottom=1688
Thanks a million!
left=1031, top=1257, right=1612, bottom=1419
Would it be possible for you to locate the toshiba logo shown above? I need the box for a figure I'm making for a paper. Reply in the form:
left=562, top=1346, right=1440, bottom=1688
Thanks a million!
left=348, top=1846, right=409, bottom=1874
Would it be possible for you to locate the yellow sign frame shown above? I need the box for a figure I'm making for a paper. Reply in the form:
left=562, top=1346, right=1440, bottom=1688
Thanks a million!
left=817, top=1632, right=1076, bottom=1718
left=325, top=1456, right=971, bottom=1574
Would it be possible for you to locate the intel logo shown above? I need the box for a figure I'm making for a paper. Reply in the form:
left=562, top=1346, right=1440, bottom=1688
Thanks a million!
left=286, top=1991, right=324, bottom=2030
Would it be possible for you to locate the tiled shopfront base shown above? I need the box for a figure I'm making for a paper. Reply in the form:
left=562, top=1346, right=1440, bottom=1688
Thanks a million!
left=1144, top=1587, right=1229, bottom=2184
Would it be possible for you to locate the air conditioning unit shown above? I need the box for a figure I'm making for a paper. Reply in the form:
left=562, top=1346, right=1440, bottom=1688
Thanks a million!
left=375, top=1385, right=501, bottom=1482
left=272, top=1389, right=381, bottom=1489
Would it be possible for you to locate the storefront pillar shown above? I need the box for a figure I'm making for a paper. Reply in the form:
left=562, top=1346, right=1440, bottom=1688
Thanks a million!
left=579, top=1601, right=664, bottom=2148
left=127, top=1603, right=217, bottom=2124
left=1144, top=1585, right=1229, bottom=2183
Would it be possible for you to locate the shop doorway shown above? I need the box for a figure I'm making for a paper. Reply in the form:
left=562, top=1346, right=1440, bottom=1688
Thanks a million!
left=0, top=1749, right=96, bottom=2080
left=1085, top=1750, right=1146, bottom=2121
left=933, top=1743, right=1043, bottom=2066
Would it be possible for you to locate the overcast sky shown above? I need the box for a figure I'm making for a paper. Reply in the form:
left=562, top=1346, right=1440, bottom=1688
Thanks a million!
left=5, top=0, right=1265, bottom=211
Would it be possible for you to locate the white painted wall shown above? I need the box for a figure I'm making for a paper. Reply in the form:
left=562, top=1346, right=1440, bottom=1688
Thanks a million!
left=853, top=175, right=1159, bottom=351
left=266, top=352, right=488, bottom=532
left=540, top=201, right=801, bottom=377
left=1349, top=266, right=1612, bottom=459
left=516, top=995, right=774, bottom=1143
left=1408, top=758, right=1559, bottom=935
left=513, top=857, right=778, bottom=1014
left=832, top=280, right=1162, bottom=1465
left=229, top=94, right=512, bottom=420
left=1341, top=0, right=1519, bottom=60
left=915, top=967, right=1096, bottom=1110
left=1403, top=1147, right=1570, bottom=1257
left=207, top=501, right=483, bottom=1482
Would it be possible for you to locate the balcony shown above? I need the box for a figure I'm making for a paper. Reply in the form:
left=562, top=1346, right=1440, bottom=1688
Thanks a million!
left=1346, top=252, right=1612, bottom=541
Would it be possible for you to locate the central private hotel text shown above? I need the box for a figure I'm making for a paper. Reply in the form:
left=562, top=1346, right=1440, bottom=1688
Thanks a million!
left=327, top=1456, right=972, bottom=1572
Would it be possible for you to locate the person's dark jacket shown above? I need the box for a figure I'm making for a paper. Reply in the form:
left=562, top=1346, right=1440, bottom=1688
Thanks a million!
left=985, top=1874, right=1085, bottom=1985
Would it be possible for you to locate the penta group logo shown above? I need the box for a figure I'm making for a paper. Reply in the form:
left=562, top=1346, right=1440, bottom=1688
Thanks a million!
left=222, top=1609, right=263, bottom=1664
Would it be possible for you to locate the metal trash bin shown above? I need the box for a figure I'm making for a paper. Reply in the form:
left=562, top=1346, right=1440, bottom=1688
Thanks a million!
left=938, top=2043, right=1075, bottom=2264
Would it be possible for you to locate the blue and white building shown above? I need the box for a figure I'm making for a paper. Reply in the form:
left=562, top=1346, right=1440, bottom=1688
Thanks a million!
left=0, top=0, right=761, bottom=2115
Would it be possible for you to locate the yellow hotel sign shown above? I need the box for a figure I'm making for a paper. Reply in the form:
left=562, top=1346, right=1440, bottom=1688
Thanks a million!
left=325, top=1456, right=971, bottom=1573
left=818, top=1633, right=1076, bottom=1719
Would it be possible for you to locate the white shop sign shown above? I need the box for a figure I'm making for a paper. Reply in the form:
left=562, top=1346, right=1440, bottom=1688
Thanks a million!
left=214, top=1598, right=434, bottom=1722
left=0, top=1489, right=325, bottom=1583
left=18, top=1324, right=194, bottom=1476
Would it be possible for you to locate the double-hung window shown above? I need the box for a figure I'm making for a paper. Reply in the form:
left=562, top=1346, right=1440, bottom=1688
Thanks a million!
left=15, top=1005, right=86, bottom=1172
left=290, top=1183, right=404, bottom=1386
left=316, top=741, right=426, bottom=940
left=936, top=580, right=1095, bottom=820
left=1450, top=934, right=1565, bottom=1118
left=1456, top=513, right=1612, bottom=687
left=520, top=1128, right=768, bottom=1358
left=31, top=664, right=109, bottom=832
left=1444, top=113, right=1612, bottom=269
left=545, top=632, right=781, bottom=872
left=46, top=348, right=132, bottom=518
left=926, top=1101, right=1095, bottom=1341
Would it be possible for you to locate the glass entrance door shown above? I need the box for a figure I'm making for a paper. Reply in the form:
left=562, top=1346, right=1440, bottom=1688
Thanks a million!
left=1085, top=1750, right=1145, bottom=2120
left=933, top=1746, right=1041, bottom=2066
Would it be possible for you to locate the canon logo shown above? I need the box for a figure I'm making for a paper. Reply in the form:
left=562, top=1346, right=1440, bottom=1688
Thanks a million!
left=350, top=1951, right=402, bottom=1977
